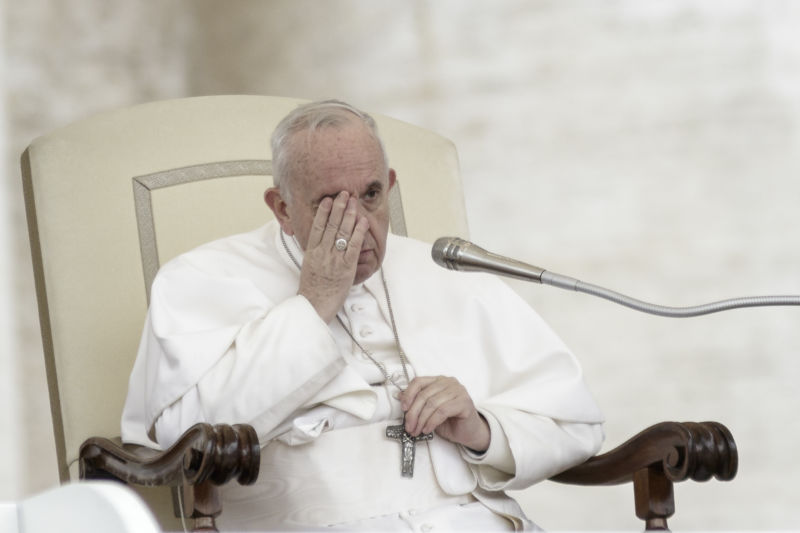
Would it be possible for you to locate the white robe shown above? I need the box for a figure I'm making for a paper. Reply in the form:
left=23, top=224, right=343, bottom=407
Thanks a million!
left=121, top=220, right=605, bottom=529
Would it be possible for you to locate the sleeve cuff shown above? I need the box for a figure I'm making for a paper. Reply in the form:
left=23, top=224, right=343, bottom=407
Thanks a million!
left=459, top=409, right=516, bottom=475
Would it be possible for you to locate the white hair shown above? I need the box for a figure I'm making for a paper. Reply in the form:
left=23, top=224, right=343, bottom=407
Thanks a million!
left=270, top=100, right=389, bottom=200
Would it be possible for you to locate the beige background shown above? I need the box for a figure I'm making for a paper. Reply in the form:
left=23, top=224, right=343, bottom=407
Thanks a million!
left=2, top=1, right=799, bottom=529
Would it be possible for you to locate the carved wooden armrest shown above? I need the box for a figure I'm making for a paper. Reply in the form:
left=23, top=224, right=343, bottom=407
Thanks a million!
left=550, top=421, right=737, bottom=531
left=79, top=423, right=259, bottom=532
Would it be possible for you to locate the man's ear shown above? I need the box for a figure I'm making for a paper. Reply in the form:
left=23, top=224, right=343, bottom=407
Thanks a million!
left=264, top=187, right=294, bottom=236
left=388, top=168, right=397, bottom=189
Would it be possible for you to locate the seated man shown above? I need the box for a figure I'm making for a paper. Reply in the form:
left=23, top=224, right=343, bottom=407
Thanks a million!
left=121, top=100, right=604, bottom=531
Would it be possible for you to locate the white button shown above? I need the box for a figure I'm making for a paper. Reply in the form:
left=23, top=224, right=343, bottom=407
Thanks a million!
left=350, top=303, right=364, bottom=312
left=359, top=326, right=373, bottom=337
left=407, top=508, right=417, bottom=516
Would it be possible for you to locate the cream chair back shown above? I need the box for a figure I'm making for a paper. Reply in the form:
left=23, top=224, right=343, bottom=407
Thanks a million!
left=21, top=95, right=468, bottom=485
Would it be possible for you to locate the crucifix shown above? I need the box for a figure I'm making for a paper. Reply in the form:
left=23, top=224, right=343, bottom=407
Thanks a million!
left=386, top=415, right=434, bottom=477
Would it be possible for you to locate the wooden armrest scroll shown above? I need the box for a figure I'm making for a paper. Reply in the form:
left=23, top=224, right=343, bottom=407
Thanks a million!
left=79, top=423, right=260, bottom=487
left=550, top=421, right=737, bottom=530
left=79, top=423, right=259, bottom=532
left=551, top=421, right=737, bottom=485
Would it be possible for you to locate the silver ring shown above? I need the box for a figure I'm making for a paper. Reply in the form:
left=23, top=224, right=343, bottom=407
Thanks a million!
left=334, top=238, right=348, bottom=251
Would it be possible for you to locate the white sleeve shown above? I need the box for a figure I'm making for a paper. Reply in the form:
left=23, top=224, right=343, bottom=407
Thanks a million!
left=153, top=387, right=206, bottom=449
left=449, top=275, right=605, bottom=491
left=190, top=295, right=346, bottom=438
left=459, top=409, right=516, bottom=475
left=138, top=256, right=349, bottom=445
left=463, top=408, right=604, bottom=490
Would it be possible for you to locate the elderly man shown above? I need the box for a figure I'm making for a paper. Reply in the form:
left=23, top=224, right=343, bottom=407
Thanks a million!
left=121, top=100, right=604, bottom=531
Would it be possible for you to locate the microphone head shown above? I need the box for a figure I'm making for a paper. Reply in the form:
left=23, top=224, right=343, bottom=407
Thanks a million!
left=431, top=237, right=470, bottom=270
left=432, top=237, right=545, bottom=282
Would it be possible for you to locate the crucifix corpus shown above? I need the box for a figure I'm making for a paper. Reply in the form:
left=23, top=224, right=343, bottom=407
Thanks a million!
left=386, top=416, right=434, bottom=477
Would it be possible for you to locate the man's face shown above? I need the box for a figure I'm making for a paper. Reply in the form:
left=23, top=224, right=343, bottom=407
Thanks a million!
left=273, top=120, right=396, bottom=285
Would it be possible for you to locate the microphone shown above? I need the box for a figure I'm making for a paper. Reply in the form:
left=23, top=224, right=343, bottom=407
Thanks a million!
left=431, top=237, right=800, bottom=318
left=432, top=237, right=546, bottom=283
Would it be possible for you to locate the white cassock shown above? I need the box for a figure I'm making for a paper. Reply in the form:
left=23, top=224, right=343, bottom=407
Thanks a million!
left=121, top=220, right=605, bottom=531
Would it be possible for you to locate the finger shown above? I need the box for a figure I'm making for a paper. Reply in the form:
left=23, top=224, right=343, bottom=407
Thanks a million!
left=400, top=376, right=437, bottom=412
left=403, top=378, right=451, bottom=434
left=415, top=388, right=462, bottom=435
left=306, top=197, right=334, bottom=248
left=321, top=191, right=350, bottom=248
left=338, top=196, right=358, bottom=238
left=343, top=216, right=369, bottom=262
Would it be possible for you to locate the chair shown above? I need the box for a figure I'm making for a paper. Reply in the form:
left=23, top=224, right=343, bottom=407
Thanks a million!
left=21, top=95, right=736, bottom=531
left=1, top=481, right=161, bottom=533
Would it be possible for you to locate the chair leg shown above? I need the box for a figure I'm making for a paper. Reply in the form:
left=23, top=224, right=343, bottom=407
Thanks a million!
left=179, top=479, right=222, bottom=532
left=634, top=466, right=674, bottom=531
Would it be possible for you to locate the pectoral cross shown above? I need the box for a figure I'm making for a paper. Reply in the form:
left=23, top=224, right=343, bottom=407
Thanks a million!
left=386, top=415, right=434, bottom=478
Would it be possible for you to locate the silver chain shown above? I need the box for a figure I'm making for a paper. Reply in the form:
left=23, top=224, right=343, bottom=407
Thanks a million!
left=280, top=230, right=412, bottom=391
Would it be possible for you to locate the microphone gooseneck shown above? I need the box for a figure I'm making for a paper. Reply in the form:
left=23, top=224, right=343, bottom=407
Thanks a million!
left=431, top=237, right=800, bottom=318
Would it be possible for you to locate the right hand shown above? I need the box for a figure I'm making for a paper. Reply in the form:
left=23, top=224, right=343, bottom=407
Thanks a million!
left=298, top=191, right=369, bottom=322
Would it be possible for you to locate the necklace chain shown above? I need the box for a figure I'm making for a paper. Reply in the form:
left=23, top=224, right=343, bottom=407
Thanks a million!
left=280, top=230, right=412, bottom=391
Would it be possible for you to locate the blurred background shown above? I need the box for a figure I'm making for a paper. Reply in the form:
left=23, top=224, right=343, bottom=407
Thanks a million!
left=2, top=1, right=799, bottom=529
